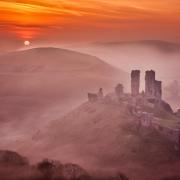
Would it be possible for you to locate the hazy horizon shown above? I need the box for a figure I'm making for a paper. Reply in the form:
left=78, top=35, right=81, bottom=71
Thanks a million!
left=1, top=0, right=180, bottom=52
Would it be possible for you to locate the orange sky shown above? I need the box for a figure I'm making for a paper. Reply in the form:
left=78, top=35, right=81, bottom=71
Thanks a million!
left=0, top=0, right=180, bottom=49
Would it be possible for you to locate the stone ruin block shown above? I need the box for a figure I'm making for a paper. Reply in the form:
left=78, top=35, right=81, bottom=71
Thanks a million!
left=98, top=88, right=103, bottom=99
left=158, top=126, right=180, bottom=144
left=164, top=128, right=180, bottom=144
left=152, top=121, right=161, bottom=131
left=88, top=88, right=104, bottom=102
left=88, top=93, right=98, bottom=102
left=140, top=112, right=154, bottom=127
left=115, top=83, right=124, bottom=97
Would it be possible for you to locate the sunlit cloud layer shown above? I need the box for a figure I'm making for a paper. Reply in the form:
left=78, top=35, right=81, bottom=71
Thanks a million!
left=0, top=0, right=180, bottom=42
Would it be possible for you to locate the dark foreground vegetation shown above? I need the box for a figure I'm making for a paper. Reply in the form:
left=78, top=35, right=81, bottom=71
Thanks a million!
left=1, top=150, right=180, bottom=180
left=0, top=150, right=129, bottom=180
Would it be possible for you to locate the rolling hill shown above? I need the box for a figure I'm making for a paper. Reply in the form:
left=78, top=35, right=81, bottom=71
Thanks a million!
left=0, top=47, right=127, bottom=119
left=0, top=47, right=128, bottom=156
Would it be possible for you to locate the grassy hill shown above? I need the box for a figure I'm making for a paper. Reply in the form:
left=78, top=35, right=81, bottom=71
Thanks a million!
left=19, top=100, right=180, bottom=180
left=0, top=47, right=128, bottom=169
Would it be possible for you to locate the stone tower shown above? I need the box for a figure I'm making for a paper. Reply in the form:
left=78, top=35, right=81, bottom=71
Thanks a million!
left=145, top=70, right=156, bottom=98
left=145, top=70, right=162, bottom=100
left=131, top=70, right=140, bottom=96
left=155, top=80, right=162, bottom=100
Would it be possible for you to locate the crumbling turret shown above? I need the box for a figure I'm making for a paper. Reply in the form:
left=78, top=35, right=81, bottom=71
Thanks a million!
left=145, top=70, right=156, bottom=98
left=88, top=88, right=103, bottom=102
left=115, top=84, right=124, bottom=97
left=98, top=88, right=103, bottom=99
left=155, top=80, right=162, bottom=100
left=131, top=70, right=140, bottom=96
left=88, top=70, right=162, bottom=103
left=145, top=70, right=162, bottom=100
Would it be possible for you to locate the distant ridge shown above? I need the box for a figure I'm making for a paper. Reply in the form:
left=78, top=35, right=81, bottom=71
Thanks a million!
left=94, top=40, right=180, bottom=53
left=0, top=47, right=110, bottom=65
left=0, top=47, right=127, bottom=74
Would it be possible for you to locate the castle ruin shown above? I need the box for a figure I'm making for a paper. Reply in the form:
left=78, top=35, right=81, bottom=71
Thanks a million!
left=87, top=69, right=180, bottom=151
left=145, top=70, right=162, bottom=100
left=88, top=88, right=104, bottom=102
left=154, top=80, right=162, bottom=100
left=131, top=69, right=162, bottom=101
left=88, top=70, right=162, bottom=102
left=131, top=70, right=140, bottom=96
left=115, top=83, right=124, bottom=98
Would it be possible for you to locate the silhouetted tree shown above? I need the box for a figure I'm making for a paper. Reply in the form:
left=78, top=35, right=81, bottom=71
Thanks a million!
left=63, top=163, right=90, bottom=180
left=37, top=159, right=56, bottom=180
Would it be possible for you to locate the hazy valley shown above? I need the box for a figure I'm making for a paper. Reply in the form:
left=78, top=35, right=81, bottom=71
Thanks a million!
left=68, top=40, right=180, bottom=108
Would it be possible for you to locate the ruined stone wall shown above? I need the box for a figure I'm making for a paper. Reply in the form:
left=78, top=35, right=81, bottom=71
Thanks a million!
left=152, top=120, right=180, bottom=144
left=135, top=111, right=180, bottom=146
left=131, top=70, right=140, bottom=96
left=155, top=80, right=162, bottom=100
left=140, top=112, right=154, bottom=127
left=135, top=111, right=154, bottom=128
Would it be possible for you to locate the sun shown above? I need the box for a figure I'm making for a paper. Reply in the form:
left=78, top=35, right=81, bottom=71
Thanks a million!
left=24, top=40, right=30, bottom=46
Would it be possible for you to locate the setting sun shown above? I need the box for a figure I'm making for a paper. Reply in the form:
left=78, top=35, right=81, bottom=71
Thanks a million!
left=24, top=40, right=30, bottom=46
left=0, top=0, right=180, bottom=43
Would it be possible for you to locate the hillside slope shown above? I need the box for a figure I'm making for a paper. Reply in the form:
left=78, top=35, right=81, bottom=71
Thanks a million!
left=17, top=100, right=180, bottom=180
left=0, top=47, right=127, bottom=120
left=0, top=47, right=127, bottom=98
left=0, top=47, right=124, bottom=72
left=0, top=47, right=128, bottom=157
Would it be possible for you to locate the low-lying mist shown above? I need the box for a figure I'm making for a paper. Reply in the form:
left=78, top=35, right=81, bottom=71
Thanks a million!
left=0, top=47, right=127, bottom=164
left=68, top=41, right=180, bottom=109
left=1, top=41, right=180, bottom=180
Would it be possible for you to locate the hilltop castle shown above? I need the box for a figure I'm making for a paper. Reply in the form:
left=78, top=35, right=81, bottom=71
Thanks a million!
left=87, top=70, right=180, bottom=151
left=87, top=69, right=176, bottom=120
left=88, top=69, right=163, bottom=103
left=131, top=70, right=162, bottom=101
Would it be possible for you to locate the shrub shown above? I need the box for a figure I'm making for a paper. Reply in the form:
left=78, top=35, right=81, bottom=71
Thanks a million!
left=0, top=150, right=29, bottom=166
left=37, top=159, right=63, bottom=180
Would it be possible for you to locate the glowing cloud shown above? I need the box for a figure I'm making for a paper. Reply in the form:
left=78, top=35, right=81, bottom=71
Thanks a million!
left=0, top=0, right=180, bottom=41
